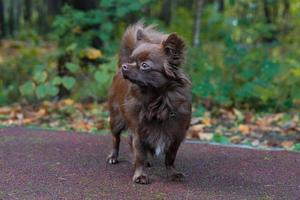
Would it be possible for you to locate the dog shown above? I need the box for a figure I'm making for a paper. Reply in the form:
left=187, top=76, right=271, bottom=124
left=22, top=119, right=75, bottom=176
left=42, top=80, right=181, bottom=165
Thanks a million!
left=107, top=22, right=192, bottom=184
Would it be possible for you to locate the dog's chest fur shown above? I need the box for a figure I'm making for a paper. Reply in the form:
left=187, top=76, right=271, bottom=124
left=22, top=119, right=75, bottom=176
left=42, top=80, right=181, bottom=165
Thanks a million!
left=123, top=85, right=190, bottom=156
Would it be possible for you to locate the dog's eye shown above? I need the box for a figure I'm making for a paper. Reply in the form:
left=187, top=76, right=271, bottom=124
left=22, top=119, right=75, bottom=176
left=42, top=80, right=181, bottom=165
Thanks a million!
left=140, top=62, right=150, bottom=70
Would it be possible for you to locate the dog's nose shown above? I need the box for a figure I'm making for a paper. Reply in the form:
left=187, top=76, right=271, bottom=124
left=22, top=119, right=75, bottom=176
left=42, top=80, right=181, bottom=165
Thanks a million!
left=122, top=64, right=128, bottom=71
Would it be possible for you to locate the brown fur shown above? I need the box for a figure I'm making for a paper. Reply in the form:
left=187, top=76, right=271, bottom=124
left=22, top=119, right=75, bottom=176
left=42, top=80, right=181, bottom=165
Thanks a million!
left=107, top=22, right=192, bottom=184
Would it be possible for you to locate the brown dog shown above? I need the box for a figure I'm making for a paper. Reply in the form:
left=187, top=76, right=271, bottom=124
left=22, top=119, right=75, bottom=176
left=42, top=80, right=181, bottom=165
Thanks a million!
left=107, top=22, right=192, bottom=184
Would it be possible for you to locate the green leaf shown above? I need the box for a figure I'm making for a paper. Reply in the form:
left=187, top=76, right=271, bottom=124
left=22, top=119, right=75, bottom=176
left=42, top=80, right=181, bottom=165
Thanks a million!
left=212, top=133, right=230, bottom=144
left=94, top=70, right=109, bottom=83
left=293, top=143, right=300, bottom=151
left=36, top=84, right=48, bottom=99
left=101, top=0, right=113, bottom=7
left=291, top=68, right=300, bottom=77
left=66, top=62, right=80, bottom=73
left=62, top=76, right=76, bottom=90
left=52, top=77, right=62, bottom=85
left=48, top=85, right=59, bottom=96
left=36, top=84, right=59, bottom=98
left=193, top=105, right=206, bottom=117
left=229, top=0, right=235, bottom=5
left=66, top=43, right=77, bottom=52
left=20, top=81, right=35, bottom=96
left=33, top=71, right=48, bottom=83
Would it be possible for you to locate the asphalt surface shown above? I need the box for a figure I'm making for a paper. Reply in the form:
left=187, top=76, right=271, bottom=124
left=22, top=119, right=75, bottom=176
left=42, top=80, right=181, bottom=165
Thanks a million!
left=0, top=127, right=299, bottom=200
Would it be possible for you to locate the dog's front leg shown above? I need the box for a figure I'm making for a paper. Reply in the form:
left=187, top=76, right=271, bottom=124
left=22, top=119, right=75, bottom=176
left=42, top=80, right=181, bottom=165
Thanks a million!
left=165, top=141, right=185, bottom=181
left=132, top=136, right=149, bottom=184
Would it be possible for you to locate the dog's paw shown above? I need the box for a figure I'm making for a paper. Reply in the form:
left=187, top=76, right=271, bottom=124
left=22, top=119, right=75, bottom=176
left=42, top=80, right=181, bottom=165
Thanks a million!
left=133, top=173, right=150, bottom=184
left=106, top=155, right=118, bottom=165
left=170, top=171, right=185, bottom=182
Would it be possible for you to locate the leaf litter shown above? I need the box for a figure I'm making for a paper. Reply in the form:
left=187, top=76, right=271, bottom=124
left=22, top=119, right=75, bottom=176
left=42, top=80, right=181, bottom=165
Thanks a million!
left=0, top=101, right=299, bottom=151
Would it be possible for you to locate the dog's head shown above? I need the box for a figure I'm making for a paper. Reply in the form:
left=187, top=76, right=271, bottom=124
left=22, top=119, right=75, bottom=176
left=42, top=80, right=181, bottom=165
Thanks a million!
left=121, top=30, right=185, bottom=89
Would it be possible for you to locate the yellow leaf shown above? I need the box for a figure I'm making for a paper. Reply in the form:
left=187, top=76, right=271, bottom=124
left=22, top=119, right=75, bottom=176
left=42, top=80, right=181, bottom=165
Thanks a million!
left=281, top=141, right=294, bottom=150
left=198, top=132, right=213, bottom=141
left=230, top=135, right=241, bottom=144
left=238, top=124, right=251, bottom=135
left=35, top=108, right=47, bottom=117
left=191, top=124, right=205, bottom=132
left=0, top=106, right=11, bottom=115
left=187, top=124, right=204, bottom=139
left=72, top=26, right=82, bottom=34
left=72, top=121, right=92, bottom=131
left=63, top=99, right=75, bottom=106
left=23, top=118, right=35, bottom=125
left=85, top=48, right=102, bottom=60
left=202, top=117, right=212, bottom=126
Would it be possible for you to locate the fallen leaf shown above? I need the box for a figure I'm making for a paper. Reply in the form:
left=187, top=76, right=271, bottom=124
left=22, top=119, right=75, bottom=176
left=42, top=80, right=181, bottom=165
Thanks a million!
left=85, top=48, right=102, bottom=60
left=233, top=108, right=244, bottom=122
left=35, top=108, right=47, bottom=117
left=281, top=141, right=294, bottom=149
left=0, top=106, right=11, bottom=115
left=202, top=117, right=212, bottom=126
left=63, top=99, right=75, bottom=106
left=191, top=124, right=205, bottom=132
left=72, top=121, right=93, bottom=132
left=230, top=135, right=241, bottom=144
left=251, top=140, right=260, bottom=146
left=282, top=122, right=297, bottom=132
left=267, top=139, right=279, bottom=147
left=186, top=124, right=204, bottom=138
left=244, top=112, right=253, bottom=123
left=198, top=132, right=213, bottom=141
left=238, top=124, right=251, bottom=135
left=190, top=117, right=202, bottom=125
left=22, top=118, right=35, bottom=125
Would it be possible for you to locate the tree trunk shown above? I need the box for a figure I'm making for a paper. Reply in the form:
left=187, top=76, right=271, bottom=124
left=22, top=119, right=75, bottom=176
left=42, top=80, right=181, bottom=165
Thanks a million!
left=8, top=0, right=15, bottom=36
left=217, top=0, right=224, bottom=12
left=48, top=0, right=62, bottom=17
left=193, top=0, right=204, bottom=47
left=262, top=0, right=276, bottom=42
left=263, top=0, right=272, bottom=24
left=15, top=0, right=21, bottom=33
left=0, top=0, right=5, bottom=38
left=24, top=0, right=32, bottom=22
left=66, top=0, right=99, bottom=11
left=37, top=0, right=48, bottom=33
left=283, top=0, right=290, bottom=17
left=160, top=0, right=172, bottom=26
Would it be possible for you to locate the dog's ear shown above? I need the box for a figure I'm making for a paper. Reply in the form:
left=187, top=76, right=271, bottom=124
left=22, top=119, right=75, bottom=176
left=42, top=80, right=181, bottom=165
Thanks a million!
left=136, top=29, right=146, bottom=40
left=162, top=33, right=185, bottom=67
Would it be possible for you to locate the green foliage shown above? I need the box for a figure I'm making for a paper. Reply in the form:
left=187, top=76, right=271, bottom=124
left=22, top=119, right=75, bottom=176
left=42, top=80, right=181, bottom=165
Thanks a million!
left=212, top=133, right=230, bottom=144
left=45, top=0, right=151, bottom=102
left=71, top=57, right=116, bottom=102
left=52, top=0, right=151, bottom=55
left=293, top=143, right=300, bottom=151
left=16, top=55, right=116, bottom=102
left=0, top=0, right=152, bottom=105
left=0, top=0, right=299, bottom=112
left=186, top=1, right=300, bottom=111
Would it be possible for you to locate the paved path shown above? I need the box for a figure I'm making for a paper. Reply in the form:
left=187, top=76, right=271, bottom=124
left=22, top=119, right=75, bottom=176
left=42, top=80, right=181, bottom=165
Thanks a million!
left=0, top=127, right=300, bottom=200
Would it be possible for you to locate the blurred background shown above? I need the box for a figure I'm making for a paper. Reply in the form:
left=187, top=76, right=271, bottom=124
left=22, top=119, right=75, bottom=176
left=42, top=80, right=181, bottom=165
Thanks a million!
left=0, top=0, right=299, bottom=150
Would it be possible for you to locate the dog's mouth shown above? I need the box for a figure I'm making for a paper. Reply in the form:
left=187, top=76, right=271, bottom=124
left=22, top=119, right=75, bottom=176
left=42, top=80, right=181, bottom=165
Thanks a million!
left=122, top=73, right=147, bottom=87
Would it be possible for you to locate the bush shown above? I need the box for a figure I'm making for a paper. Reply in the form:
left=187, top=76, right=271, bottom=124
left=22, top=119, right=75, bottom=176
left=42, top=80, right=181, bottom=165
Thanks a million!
left=4, top=0, right=152, bottom=105
left=187, top=36, right=300, bottom=111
